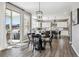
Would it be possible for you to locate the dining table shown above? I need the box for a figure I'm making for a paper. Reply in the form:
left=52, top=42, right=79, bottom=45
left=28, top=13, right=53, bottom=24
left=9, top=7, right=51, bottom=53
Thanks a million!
left=27, top=30, right=61, bottom=51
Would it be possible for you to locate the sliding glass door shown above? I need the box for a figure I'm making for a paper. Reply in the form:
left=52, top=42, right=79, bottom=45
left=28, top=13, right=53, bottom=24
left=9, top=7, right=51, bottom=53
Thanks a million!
left=6, top=9, right=21, bottom=45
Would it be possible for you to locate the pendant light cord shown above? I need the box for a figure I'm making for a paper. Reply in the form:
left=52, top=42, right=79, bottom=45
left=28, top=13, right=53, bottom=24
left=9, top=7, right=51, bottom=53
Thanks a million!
left=39, top=2, right=40, bottom=11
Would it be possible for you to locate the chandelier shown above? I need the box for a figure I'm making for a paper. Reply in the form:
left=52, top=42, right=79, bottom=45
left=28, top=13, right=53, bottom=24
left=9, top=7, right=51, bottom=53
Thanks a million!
left=36, top=2, right=43, bottom=21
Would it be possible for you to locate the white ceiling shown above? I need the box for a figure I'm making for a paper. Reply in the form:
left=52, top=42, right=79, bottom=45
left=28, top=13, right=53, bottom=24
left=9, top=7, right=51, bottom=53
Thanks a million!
left=11, top=2, right=79, bottom=20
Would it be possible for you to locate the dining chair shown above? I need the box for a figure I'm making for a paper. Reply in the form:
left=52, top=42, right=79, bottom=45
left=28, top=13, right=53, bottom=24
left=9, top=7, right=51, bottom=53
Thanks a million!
left=43, top=31, right=53, bottom=49
left=51, top=31, right=58, bottom=39
left=32, top=34, right=42, bottom=53
left=27, top=33, right=42, bottom=52
left=27, top=33, right=35, bottom=47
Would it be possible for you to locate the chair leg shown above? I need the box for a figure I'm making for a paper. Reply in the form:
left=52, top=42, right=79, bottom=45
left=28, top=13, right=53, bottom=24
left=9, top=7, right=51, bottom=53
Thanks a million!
left=28, top=41, right=30, bottom=47
left=39, top=46, right=41, bottom=53
left=44, top=41, right=46, bottom=48
left=49, top=42, right=52, bottom=49
left=32, top=43, right=34, bottom=52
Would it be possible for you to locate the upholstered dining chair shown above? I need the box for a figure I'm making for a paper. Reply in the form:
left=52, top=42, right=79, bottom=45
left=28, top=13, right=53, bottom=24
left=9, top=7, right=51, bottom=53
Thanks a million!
left=42, top=31, right=53, bottom=49
left=27, top=33, right=42, bottom=52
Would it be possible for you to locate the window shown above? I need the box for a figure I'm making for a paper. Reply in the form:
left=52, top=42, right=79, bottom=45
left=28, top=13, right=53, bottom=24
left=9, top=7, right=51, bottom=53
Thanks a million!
left=6, top=9, right=21, bottom=44
left=12, top=11, right=20, bottom=26
left=42, top=22, right=51, bottom=28
left=12, top=11, right=20, bottom=40
left=57, top=22, right=67, bottom=28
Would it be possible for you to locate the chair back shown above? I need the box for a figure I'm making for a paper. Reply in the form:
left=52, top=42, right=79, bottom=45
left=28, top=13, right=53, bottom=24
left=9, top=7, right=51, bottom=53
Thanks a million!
left=44, top=31, right=50, bottom=38
left=43, top=31, right=53, bottom=42
left=27, top=33, right=35, bottom=41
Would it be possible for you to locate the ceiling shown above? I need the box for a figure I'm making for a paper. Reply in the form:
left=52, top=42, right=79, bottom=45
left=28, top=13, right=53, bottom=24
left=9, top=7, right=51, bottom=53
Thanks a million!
left=11, top=2, right=79, bottom=20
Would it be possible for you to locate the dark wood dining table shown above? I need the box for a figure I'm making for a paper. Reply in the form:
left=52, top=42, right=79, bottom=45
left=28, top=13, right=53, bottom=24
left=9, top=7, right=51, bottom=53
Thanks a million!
left=27, top=30, right=61, bottom=51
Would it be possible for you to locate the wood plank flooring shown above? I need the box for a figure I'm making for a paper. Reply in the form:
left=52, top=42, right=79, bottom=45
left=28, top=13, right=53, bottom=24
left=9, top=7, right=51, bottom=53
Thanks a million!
left=0, top=37, right=77, bottom=57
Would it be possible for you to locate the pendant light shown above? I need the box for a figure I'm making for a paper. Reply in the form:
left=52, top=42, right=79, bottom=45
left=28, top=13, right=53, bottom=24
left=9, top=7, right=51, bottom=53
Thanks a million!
left=36, top=2, right=43, bottom=21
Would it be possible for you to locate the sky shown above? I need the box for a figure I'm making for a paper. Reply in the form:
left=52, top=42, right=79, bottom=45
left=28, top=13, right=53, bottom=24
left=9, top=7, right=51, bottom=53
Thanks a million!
left=6, top=16, right=20, bottom=25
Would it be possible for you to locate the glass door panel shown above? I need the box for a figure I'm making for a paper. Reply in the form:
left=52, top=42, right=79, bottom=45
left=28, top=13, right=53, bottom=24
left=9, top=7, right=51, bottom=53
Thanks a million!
left=23, top=14, right=30, bottom=42
left=12, top=11, right=20, bottom=43
left=6, top=9, right=11, bottom=44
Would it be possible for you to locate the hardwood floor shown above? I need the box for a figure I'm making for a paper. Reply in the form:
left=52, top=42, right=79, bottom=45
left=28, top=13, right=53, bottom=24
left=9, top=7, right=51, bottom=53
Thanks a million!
left=0, top=37, right=77, bottom=57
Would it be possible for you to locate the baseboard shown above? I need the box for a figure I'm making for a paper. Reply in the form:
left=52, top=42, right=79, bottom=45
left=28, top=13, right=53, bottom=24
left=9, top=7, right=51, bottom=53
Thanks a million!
left=71, top=44, right=79, bottom=56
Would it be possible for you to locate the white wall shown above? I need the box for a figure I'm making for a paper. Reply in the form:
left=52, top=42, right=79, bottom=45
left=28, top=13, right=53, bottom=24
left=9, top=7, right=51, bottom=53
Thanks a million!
left=72, top=3, right=79, bottom=56
left=72, top=25, right=79, bottom=56
left=0, top=2, right=8, bottom=51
